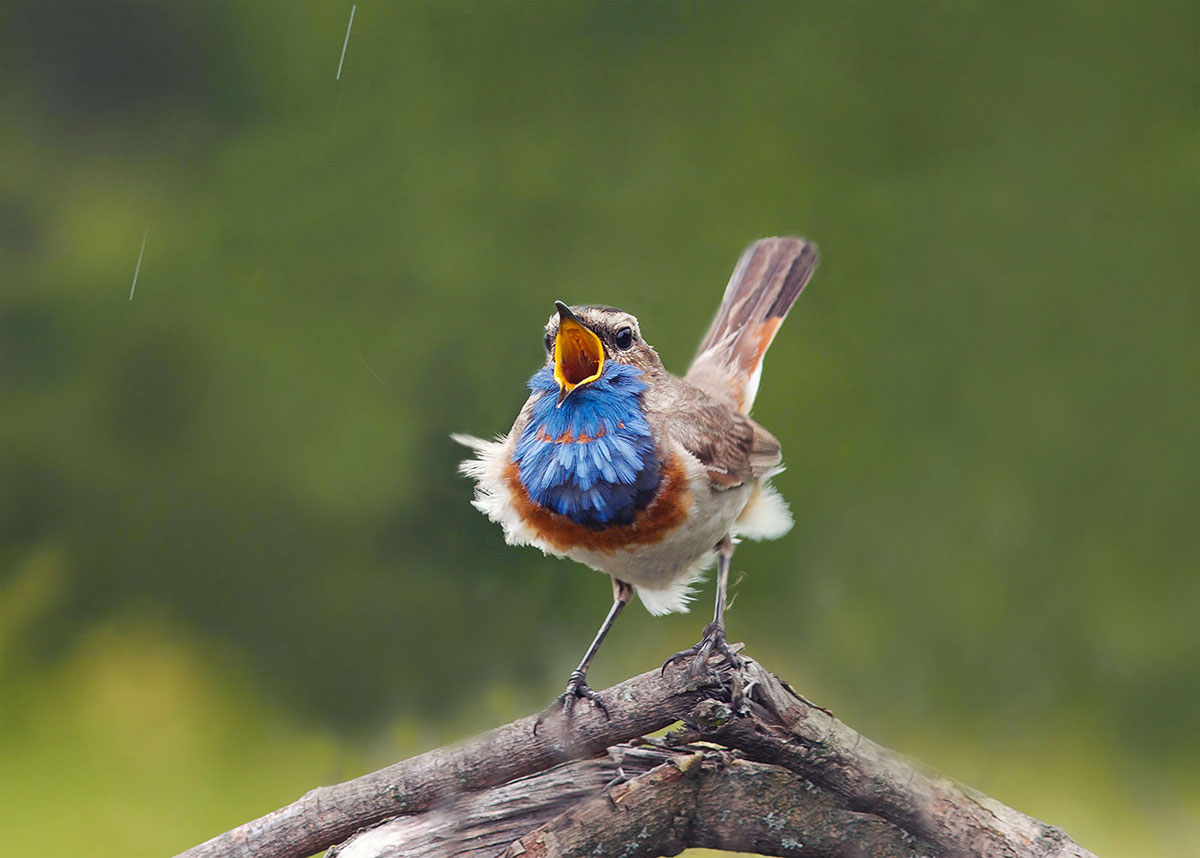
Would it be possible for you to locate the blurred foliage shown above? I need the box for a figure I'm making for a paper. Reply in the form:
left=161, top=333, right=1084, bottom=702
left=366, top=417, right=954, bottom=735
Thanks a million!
left=1, top=2, right=1197, bottom=856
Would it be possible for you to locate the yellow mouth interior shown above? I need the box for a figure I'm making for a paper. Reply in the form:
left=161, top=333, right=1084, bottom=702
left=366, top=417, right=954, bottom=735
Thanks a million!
left=554, top=316, right=605, bottom=392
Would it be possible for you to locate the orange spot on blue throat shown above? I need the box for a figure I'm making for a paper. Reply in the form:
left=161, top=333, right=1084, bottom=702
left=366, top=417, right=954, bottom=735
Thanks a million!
left=513, top=362, right=661, bottom=528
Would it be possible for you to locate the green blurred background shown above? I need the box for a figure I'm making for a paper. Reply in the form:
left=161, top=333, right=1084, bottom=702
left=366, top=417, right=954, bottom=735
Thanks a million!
left=1, top=2, right=1196, bottom=856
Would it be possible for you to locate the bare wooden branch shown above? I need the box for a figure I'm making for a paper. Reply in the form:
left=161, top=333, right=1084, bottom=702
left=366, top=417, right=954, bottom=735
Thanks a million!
left=498, top=750, right=927, bottom=858
left=174, top=652, right=1097, bottom=858
left=334, top=744, right=925, bottom=858
left=176, top=665, right=720, bottom=858
left=330, top=746, right=672, bottom=858
left=706, top=658, right=1093, bottom=858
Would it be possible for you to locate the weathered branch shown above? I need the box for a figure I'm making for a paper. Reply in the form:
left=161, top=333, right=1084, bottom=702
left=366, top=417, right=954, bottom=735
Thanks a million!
left=176, top=664, right=717, bottom=858
left=329, top=746, right=675, bottom=858
left=495, top=748, right=926, bottom=858
left=331, top=744, right=923, bottom=858
left=704, top=659, right=1092, bottom=858
left=175, top=652, right=1096, bottom=858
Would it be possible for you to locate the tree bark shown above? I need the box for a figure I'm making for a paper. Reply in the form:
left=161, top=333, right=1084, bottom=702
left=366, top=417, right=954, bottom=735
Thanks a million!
left=330, top=745, right=925, bottom=858
left=174, top=652, right=1096, bottom=858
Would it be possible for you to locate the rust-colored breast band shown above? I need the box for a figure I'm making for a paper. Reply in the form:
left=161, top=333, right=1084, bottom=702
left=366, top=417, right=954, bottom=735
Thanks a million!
left=505, top=454, right=692, bottom=554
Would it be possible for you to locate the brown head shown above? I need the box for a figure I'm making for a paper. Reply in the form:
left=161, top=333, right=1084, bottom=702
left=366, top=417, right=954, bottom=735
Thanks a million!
left=543, top=302, right=664, bottom=405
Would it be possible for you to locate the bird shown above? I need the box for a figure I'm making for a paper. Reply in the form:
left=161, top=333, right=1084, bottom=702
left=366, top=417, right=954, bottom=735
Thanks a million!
left=454, top=237, right=818, bottom=719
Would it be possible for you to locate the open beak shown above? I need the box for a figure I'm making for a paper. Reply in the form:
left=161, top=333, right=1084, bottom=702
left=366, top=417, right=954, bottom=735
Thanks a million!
left=553, top=300, right=604, bottom=406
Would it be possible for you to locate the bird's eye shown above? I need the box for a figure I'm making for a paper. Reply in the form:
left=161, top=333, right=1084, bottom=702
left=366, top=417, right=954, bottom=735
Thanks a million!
left=544, top=331, right=555, bottom=354
left=614, top=326, right=634, bottom=350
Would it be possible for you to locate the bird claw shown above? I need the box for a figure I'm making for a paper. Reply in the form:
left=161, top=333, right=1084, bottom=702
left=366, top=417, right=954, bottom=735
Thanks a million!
left=660, top=622, right=743, bottom=682
left=533, top=670, right=609, bottom=734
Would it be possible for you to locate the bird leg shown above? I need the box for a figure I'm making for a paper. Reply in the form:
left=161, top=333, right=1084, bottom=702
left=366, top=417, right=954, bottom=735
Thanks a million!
left=535, top=577, right=633, bottom=733
left=661, top=536, right=742, bottom=681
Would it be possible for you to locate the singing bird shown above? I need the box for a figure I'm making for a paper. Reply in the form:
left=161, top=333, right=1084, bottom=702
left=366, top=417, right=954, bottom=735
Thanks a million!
left=455, top=237, right=818, bottom=715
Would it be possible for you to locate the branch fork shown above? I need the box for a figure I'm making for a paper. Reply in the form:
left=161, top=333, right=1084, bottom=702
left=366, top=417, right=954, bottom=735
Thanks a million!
left=176, top=652, right=1096, bottom=858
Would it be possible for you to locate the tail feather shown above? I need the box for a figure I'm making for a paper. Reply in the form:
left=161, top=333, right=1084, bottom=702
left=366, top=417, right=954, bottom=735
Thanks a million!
left=687, top=237, right=818, bottom=413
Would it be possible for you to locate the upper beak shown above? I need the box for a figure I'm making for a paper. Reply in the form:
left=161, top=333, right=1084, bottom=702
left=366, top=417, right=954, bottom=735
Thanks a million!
left=553, top=300, right=604, bottom=406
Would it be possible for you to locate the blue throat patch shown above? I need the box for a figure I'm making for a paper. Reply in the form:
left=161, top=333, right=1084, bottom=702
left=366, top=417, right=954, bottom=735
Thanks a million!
left=513, top=361, right=662, bottom=529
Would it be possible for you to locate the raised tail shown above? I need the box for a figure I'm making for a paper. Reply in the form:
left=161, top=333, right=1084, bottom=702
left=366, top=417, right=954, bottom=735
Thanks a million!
left=686, top=237, right=818, bottom=413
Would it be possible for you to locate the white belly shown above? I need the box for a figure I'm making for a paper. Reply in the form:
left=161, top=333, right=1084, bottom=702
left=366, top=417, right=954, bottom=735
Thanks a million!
left=557, top=447, right=751, bottom=615
left=455, top=433, right=787, bottom=616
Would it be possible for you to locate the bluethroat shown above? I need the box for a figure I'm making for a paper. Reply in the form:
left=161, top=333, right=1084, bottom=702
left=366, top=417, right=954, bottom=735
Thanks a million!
left=455, top=237, right=818, bottom=719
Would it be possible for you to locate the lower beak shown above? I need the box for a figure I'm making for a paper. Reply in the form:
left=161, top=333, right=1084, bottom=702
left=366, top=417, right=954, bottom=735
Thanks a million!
left=553, top=301, right=604, bottom=405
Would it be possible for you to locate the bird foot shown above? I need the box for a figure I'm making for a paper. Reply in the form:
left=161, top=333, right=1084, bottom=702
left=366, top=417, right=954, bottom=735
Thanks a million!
left=660, top=621, right=743, bottom=682
left=533, top=669, right=609, bottom=734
